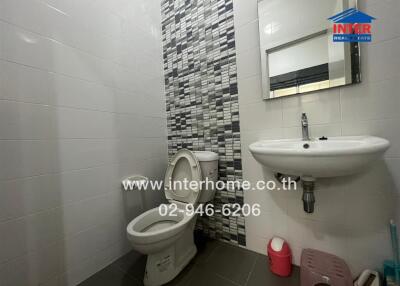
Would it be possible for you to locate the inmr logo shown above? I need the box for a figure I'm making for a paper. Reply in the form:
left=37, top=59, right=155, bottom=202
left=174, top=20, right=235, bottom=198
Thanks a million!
left=328, top=8, right=376, bottom=43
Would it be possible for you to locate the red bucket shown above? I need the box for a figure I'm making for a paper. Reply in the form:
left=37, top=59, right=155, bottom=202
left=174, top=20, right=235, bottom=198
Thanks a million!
left=267, top=237, right=292, bottom=277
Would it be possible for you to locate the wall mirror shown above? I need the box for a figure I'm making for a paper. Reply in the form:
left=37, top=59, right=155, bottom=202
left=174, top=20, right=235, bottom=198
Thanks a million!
left=258, top=0, right=361, bottom=100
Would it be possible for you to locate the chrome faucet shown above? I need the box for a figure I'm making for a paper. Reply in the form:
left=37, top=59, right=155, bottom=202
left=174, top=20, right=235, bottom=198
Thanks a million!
left=301, top=113, right=310, bottom=141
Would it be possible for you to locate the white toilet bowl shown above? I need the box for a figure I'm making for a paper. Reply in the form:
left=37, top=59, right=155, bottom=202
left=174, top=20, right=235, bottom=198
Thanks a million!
left=126, top=149, right=218, bottom=286
left=127, top=203, right=196, bottom=254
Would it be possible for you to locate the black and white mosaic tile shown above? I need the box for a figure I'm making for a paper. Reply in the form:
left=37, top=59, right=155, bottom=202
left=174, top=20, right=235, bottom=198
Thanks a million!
left=161, top=0, right=245, bottom=246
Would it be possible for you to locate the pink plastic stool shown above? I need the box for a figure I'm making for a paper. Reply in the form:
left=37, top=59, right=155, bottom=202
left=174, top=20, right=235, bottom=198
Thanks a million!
left=300, top=249, right=353, bottom=286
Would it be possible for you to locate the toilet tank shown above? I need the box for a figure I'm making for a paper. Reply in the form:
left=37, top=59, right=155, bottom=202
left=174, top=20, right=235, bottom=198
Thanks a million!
left=193, top=151, right=218, bottom=203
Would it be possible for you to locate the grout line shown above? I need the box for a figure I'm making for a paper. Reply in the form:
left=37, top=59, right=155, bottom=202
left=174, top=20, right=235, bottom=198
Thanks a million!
left=33, top=0, right=123, bottom=38
left=203, top=242, right=222, bottom=263
left=0, top=97, right=168, bottom=119
left=0, top=153, right=166, bottom=180
left=338, top=87, right=344, bottom=137
left=111, top=255, right=145, bottom=283
left=204, top=241, right=259, bottom=286
left=58, top=245, right=117, bottom=285
left=0, top=17, right=161, bottom=70
left=244, top=255, right=258, bottom=286
left=215, top=273, right=243, bottom=286
left=0, top=137, right=167, bottom=141
left=0, top=152, right=166, bottom=185
left=0, top=238, right=61, bottom=267
left=0, top=136, right=167, bottom=141
left=0, top=189, right=113, bottom=225
left=0, top=182, right=166, bottom=227
left=0, top=210, right=132, bottom=268
left=0, top=57, right=164, bottom=100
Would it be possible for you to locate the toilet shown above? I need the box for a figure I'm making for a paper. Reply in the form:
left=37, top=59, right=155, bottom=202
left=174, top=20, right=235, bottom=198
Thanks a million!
left=126, top=149, right=218, bottom=286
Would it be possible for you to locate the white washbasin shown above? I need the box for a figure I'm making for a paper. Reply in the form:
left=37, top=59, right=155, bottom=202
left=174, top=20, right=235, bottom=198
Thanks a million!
left=249, top=136, right=390, bottom=178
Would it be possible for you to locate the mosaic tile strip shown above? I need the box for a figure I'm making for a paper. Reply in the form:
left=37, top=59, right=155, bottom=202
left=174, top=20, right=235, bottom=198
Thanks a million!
left=161, top=0, right=245, bottom=246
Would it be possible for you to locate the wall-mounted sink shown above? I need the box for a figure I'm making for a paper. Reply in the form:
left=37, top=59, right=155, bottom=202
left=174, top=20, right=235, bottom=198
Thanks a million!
left=249, top=136, right=390, bottom=178
left=249, top=136, right=390, bottom=213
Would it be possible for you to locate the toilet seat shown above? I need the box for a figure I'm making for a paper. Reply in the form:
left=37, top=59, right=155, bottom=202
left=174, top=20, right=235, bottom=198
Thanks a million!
left=126, top=149, right=218, bottom=286
left=127, top=150, right=202, bottom=254
left=127, top=206, right=192, bottom=245
left=164, top=149, right=202, bottom=205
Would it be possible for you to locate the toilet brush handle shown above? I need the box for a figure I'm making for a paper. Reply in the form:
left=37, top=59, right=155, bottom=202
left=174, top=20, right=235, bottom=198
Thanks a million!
left=390, top=220, right=400, bottom=285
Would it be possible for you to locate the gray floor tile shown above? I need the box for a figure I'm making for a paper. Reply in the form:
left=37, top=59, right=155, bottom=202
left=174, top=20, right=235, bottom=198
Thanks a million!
left=201, top=242, right=258, bottom=285
left=78, top=263, right=141, bottom=286
left=112, top=250, right=147, bottom=281
left=246, top=255, right=300, bottom=286
left=179, top=265, right=239, bottom=286
left=165, top=240, right=224, bottom=285
left=79, top=240, right=301, bottom=286
left=192, top=239, right=222, bottom=265
left=165, top=261, right=197, bottom=286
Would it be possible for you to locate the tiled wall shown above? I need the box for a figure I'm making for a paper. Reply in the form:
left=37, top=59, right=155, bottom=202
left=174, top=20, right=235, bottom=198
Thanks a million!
left=0, top=0, right=167, bottom=285
left=234, top=0, right=400, bottom=274
left=161, top=0, right=246, bottom=246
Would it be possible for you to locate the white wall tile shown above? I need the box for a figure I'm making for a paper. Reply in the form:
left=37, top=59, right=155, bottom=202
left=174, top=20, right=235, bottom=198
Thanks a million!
left=342, top=118, right=400, bottom=158
left=52, top=75, right=115, bottom=112
left=0, top=140, right=58, bottom=180
left=364, top=0, right=400, bottom=43
left=0, top=0, right=166, bottom=285
left=0, top=100, right=55, bottom=140
left=235, top=20, right=260, bottom=54
left=236, top=46, right=262, bottom=79
left=363, top=38, right=400, bottom=83
left=237, top=74, right=263, bottom=106
left=340, top=77, right=400, bottom=122
left=239, top=99, right=282, bottom=131
left=281, top=89, right=341, bottom=127
left=0, top=61, right=52, bottom=104
left=386, top=159, right=400, bottom=193
left=283, top=123, right=342, bottom=139
left=0, top=174, right=61, bottom=222
left=1, top=242, right=62, bottom=286
left=58, top=256, right=98, bottom=286
left=56, top=139, right=118, bottom=172
left=233, top=0, right=259, bottom=28
left=245, top=232, right=269, bottom=255
left=58, top=166, right=114, bottom=205
left=56, top=108, right=116, bottom=139
left=60, top=195, right=109, bottom=238
left=0, top=209, right=62, bottom=264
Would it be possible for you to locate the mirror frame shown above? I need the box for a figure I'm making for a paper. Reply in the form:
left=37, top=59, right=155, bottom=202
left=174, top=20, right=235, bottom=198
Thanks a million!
left=258, top=0, right=361, bottom=100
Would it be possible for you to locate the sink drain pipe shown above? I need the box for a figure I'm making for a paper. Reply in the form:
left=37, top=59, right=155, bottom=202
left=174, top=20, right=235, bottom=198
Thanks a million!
left=302, top=177, right=315, bottom=214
